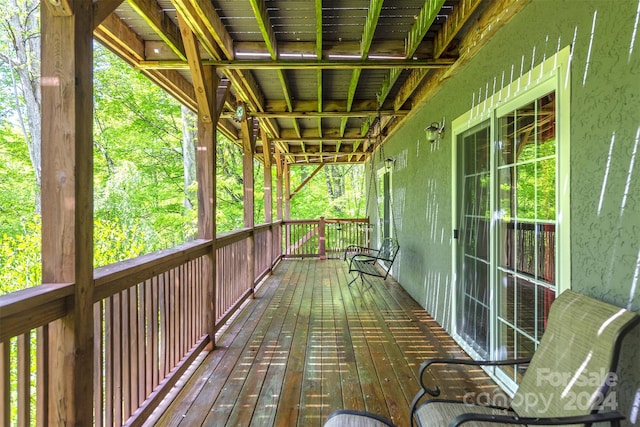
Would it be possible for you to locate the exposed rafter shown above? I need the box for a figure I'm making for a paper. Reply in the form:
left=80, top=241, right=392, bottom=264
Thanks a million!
left=315, top=0, right=323, bottom=137
left=136, top=58, right=454, bottom=70
left=177, top=14, right=211, bottom=122
left=377, top=0, right=445, bottom=107
left=93, top=0, right=522, bottom=166
left=394, top=0, right=483, bottom=110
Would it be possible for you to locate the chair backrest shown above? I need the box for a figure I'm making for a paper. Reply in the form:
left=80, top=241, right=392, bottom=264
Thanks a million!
left=512, top=290, right=639, bottom=417
left=377, top=238, right=399, bottom=263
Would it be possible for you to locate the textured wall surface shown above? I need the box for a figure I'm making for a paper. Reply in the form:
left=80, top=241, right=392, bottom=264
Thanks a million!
left=373, top=0, right=640, bottom=422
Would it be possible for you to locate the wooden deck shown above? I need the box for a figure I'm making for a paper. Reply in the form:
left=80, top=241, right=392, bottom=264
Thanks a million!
left=148, top=259, right=497, bottom=427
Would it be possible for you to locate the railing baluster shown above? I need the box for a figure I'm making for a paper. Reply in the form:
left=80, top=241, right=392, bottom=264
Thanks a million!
left=151, top=275, right=159, bottom=390
left=144, top=278, right=153, bottom=397
left=114, top=292, right=123, bottom=426
left=17, top=333, right=30, bottom=427
left=94, top=301, right=103, bottom=427
left=36, top=326, right=48, bottom=426
left=105, top=297, right=114, bottom=427
left=0, top=340, right=9, bottom=427
left=128, top=286, right=138, bottom=414
left=137, top=283, right=145, bottom=407
left=0, top=220, right=368, bottom=425
left=122, top=289, right=131, bottom=421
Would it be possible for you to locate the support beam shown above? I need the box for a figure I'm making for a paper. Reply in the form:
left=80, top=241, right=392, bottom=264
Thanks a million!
left=284, top=161, right=291, bottom=220
left=393, top=0, right=482, bottom=110
left=290, top=164, right=324, bottom=199
left=283, top=150, right=368, bottom=157
left=272, top=136, right=367, bottom=143
left=93, top=0, right=124, bottom=28
left=177, top=14, right=211, bottom=122
left=262, top=129, right=273, bottom=224
left=377, top=0, right=445, bottom=105
left=411, top=0, right=532, bottom=109
left=180, top=0, right=234, bottom=60
left=241, top=116, right=256, bottom=296
left=249, top=0, right=299, bottom=150
left=315, top=0, right=323, bottom=131
left=196, top=67, right=217, bottom=347
left=129, top=0, right=186, bottom=61
left=41, top=4, right=94, bottom=425
left=249, top=0, right=278, bottom=58
left=241, top=116, right=257, bottom=228
left=275, top=148, right=283, bottom=221
left=136, top=58, right=455, bottom=70
left=215, top=79, right=231, bottom=123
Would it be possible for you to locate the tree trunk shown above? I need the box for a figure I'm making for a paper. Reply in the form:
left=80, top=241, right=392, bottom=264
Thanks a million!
left=1, top=0, right=42, bottom=213
left=181, top=105, right=197, bottom=209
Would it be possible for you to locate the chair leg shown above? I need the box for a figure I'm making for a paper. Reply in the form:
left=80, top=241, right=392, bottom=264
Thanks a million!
left=347, top=273, right=359, bottom=287
left=361, top=274, right=374, bottom=290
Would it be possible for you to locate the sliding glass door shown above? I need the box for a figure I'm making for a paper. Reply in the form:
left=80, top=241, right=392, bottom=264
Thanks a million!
left=455, top=122, right=491, bottom=358
left=452, top=47, right=570, bottom=393
left=494, top=91, right=558, bottom=385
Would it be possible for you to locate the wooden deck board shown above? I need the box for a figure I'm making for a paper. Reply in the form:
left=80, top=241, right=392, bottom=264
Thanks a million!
left=149, top=259, right=496, bottom=427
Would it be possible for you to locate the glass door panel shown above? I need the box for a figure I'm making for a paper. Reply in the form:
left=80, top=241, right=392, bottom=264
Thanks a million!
left=455, top=121, right=491, bottom=357
left=495, top=91, right=557, bottom=385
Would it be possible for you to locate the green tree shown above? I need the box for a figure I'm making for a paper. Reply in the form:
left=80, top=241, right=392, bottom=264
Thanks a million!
left=0, top=0, right=41, bottom=212
left=289, top=164, right=365, bottom=219
left=0, top=123, right=37, bottom=236
left=93, top=45, right=191, bottom=251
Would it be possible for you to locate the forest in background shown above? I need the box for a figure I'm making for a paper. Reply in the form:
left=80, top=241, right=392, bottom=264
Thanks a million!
left=0, top=2, right=365, bottom=297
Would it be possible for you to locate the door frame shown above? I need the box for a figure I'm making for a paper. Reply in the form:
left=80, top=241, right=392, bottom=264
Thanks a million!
left=450, top=46, right=571, bottom=394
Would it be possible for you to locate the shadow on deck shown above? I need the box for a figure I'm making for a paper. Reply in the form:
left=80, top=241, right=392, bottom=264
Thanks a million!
left=147, top=259, right=498, bottom=427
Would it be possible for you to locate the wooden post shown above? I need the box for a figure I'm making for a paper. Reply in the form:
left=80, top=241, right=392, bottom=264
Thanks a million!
left=283, top=161, right=291, bottom=253
left=262, top=129, right=273, bottom=269
left=41, top=2, right=94, bottom=425
left=196, top=67, right=217, bottom=348
left=274, top=148, right=284, bottom=259
left=275, top=148, right=283, bottom=221
left=318, top=216, right=327, bottom=260
left=262, top=129, right=273, bottom=225
left=241, top=116, right=256, bottom=294
left=241, top=116, right=256, bottom=229
left=284, top=161, right=291, bottom=220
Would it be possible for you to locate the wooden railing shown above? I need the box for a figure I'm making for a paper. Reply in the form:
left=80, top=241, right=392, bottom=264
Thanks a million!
left=282, top=217, right=370, bottom=258
left=0, top=221, right=284, bottom=426
left=93, top=241, right=213, bottom=426
left=502, top=221, right=555, bottom=283
left=0, top=218, right=355, bottom=425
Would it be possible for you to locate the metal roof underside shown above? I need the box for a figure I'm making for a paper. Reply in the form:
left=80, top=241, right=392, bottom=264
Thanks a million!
left=93, top=0, right=515, bottom=165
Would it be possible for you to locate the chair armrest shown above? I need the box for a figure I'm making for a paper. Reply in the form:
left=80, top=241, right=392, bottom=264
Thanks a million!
left=451, top=410, right=625, bottom=427
left=417, top=358, right=531, bottom=397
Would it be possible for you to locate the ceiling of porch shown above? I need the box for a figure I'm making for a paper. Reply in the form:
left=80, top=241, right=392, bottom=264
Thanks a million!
left=93, top=0, right=517, bottom=165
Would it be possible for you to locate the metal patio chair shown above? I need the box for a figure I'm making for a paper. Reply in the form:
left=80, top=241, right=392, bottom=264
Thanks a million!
left=325, top=289, right=639, bottom=427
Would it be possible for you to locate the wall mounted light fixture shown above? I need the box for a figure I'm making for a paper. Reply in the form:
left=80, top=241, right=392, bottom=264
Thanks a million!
left=384, top=157, right=395, bottom=171
left=425, top=118, right=445, bottom=143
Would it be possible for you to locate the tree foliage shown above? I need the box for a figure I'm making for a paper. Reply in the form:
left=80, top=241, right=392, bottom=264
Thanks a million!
left=0, top=33, right=365, bottom=298
left=94, top=45, right=193, bottom=251
left=289, top=164, right=365, bottom=219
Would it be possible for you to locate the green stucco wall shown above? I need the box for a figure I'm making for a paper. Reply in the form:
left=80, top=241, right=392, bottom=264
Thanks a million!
left=370, top=0, right=640, bottom=421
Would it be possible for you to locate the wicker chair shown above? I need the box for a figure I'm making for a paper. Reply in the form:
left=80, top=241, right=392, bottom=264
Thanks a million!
left=324, top=290, right=639, bottom=427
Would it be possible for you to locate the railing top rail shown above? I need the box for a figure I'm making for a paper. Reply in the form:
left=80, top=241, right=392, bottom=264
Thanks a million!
left=0, top=217, right=364, bottom=342
left=283, top=218, right=369, bottom=224
left=0, top=282, right=73, bottom=342
left=94, top=238, right=213, bottom=300
left=216, top=227, right=252, bottom=247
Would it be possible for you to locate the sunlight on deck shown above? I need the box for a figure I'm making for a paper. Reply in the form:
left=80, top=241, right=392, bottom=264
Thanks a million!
left=146, top=259, right=497, bottom=427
